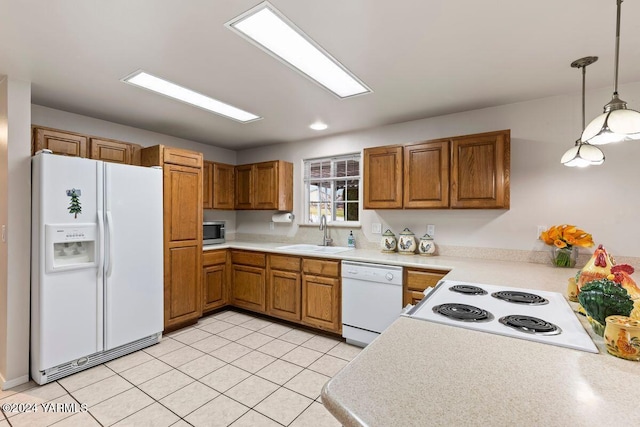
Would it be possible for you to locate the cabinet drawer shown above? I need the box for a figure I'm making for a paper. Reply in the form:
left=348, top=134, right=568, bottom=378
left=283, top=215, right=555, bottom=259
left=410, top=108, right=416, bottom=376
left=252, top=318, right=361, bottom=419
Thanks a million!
left=269, top=255, right=301, bottom=272
left=405, top=268, right=447, bottom=291
left=231, top=250, right=266, bottom=268
left=203, top=250, right=227, bottom=266
left=164, top=147, right=203, bottom=168
left=302, top=258, right=340, bottom=278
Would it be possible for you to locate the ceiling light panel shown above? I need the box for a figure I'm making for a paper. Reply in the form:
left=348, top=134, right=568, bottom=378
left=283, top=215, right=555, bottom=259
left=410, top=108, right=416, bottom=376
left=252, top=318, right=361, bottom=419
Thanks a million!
left=310, top=122, right=328, bottom=130
left=226, top=1, right=371, bottom=99
left=121, top=71, right=261, bottom=123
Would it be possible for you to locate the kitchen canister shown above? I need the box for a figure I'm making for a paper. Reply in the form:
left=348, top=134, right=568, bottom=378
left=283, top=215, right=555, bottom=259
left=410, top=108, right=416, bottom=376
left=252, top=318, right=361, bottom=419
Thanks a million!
left=397, top=228, right=417, bottom=254
left=604, top=315, right=640, bottom=361
left=418, top=233, right=435, bottom=256
left=380, top=229, right=397, bottom=253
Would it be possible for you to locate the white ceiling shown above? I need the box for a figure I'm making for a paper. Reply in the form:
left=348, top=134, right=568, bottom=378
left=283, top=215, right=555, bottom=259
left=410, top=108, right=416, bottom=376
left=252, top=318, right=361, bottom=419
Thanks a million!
left=2, top=0, right=640, bottom=149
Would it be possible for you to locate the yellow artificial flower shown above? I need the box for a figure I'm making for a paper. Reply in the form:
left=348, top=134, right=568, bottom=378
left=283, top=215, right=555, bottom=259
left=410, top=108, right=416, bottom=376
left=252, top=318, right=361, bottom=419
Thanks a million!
left=554, top=239, right=567, bottom=248
left=541, top=224, right=594, bottom=249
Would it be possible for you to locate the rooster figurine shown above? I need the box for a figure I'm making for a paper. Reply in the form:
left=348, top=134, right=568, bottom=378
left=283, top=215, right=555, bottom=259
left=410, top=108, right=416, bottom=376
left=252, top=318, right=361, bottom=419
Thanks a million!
left=573, top=244, right=640, bottom=321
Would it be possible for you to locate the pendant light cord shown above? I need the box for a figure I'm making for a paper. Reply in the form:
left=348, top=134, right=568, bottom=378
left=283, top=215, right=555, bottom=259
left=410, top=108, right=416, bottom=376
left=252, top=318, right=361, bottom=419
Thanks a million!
left=613, top=0, right=622, bottom=94
left=582, top=66, right=586, bottom=130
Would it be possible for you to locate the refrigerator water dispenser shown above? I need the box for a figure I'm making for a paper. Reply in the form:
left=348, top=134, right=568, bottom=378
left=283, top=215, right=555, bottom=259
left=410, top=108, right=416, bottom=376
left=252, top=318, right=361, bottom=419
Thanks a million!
left=45, top=224, right=98, bottom=272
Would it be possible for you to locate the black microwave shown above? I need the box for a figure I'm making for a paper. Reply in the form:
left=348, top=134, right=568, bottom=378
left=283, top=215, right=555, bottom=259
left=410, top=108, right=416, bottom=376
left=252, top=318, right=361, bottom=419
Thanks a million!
left=203, top=221, right=225, bottom=245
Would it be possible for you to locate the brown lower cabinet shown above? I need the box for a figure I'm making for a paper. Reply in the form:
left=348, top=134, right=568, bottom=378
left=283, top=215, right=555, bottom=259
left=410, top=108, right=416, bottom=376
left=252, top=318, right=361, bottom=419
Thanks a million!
left=198, top=250, right=450, bottom=335
left=202, top=250, right=342, bottom=335
left=267, top=255, right=302, bottom=322
left=166, top=245, right=201, bottom=328
left=403, top=267, right=449, bottom=306
left=202, top=250, right=229, bottom=312
left=230, top=251, right=267, bottom=313
left=301, top=258, right=341, bottom=334
left=301, top=274, right=341, bottom=333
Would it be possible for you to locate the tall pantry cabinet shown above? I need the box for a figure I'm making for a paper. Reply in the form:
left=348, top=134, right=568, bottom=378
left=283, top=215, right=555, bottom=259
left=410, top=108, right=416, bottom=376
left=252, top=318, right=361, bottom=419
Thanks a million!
left=141, top=145, right=203, bottom=331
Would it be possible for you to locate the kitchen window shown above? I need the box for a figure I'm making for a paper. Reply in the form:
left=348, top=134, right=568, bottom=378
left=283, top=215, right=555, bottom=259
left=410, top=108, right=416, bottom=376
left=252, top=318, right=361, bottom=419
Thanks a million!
left=303, top=154, right=360, bottom=224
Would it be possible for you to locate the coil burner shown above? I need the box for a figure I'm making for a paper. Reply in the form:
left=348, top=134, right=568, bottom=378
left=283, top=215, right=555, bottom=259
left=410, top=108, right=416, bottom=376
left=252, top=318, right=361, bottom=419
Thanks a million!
left=491, top=291, right=549, bottom=305
left=432, top=303, right=494, bottom=322
left=498, top=315, right=561, bottom=336
left=449, top=285, right=488, bottom=295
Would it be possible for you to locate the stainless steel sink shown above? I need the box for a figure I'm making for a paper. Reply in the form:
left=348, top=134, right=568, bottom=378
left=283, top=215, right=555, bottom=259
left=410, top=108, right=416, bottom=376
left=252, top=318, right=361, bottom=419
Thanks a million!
left=277, top=244, right=354, bottom=254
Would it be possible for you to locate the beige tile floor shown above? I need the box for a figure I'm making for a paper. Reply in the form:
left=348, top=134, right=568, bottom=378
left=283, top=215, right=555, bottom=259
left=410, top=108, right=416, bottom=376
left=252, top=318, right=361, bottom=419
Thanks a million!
left=0, top=310, right=362, bottom=426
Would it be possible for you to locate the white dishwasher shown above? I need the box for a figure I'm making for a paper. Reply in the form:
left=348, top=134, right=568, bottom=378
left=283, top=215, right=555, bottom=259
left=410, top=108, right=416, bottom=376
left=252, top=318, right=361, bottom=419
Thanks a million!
left=341, top=261, right=403, bottom=347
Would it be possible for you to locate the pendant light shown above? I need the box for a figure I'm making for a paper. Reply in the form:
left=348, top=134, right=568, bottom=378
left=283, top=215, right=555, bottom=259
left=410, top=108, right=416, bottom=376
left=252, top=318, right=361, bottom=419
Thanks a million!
left=581, top=0, right=640, bottom=145
left=561, top=57, right=606, bottom=167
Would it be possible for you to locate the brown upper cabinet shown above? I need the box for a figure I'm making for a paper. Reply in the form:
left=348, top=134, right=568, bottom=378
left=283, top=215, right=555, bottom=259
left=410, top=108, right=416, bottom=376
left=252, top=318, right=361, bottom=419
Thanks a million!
left=234, top=160, right=293, bottom=211
left=203, top=162, right=213, bottom=209
left=142, top=146, right=203, bottom=168
left=403, top=140, right=449, bottom=208
left=32, top=127, right=88, bottom=158
left=32, top=126, right=143, bottom=166
left=213, top=163, right=235, bottom=210
left=234, top=164, right=254, bottom=210
left=89, top=137, right=142, bottom=165
left=363, top=146, right=403, bottom=209
left=363, top=130, right=510, bottom=210
left=450, top=131, right=510, bottom=209
left=203, top=161, right=235, bottom=210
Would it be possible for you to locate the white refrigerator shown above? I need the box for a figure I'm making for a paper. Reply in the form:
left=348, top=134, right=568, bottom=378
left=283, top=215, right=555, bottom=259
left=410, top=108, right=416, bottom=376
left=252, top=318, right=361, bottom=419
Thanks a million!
left=31, top=152, right=164, bottom=384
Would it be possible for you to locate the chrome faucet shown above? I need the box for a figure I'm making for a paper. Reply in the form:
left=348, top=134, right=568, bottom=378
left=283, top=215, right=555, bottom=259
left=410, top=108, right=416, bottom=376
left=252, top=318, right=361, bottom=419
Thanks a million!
left=319, top=214, right=333, bottom=246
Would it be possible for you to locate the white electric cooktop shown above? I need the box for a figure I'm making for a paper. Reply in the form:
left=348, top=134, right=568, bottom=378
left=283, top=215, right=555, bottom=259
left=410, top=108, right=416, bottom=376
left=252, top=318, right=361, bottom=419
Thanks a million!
left=403, top=280, right=598, bottom=353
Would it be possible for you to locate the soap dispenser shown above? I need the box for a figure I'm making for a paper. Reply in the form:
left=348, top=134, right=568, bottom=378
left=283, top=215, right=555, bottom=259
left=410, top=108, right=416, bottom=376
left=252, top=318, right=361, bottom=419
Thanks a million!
left=347, top=231, right=356, bottom=248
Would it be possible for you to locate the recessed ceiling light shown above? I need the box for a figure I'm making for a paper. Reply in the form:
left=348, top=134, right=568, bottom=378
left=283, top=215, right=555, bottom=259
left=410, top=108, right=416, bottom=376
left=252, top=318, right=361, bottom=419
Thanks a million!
left=310, top=122, right=328, bottom=131
left=226, top=1, right=371, bottom=99
left=121, top=70, right=261, bottom=123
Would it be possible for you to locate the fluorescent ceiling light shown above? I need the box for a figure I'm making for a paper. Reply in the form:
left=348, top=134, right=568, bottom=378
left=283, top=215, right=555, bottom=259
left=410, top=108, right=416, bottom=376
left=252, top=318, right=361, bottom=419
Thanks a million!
left=121, top=70, right=261, bottom=123
left=310, top=122, right=328, bottom=131
left=226, top=1, right=371, bottom=99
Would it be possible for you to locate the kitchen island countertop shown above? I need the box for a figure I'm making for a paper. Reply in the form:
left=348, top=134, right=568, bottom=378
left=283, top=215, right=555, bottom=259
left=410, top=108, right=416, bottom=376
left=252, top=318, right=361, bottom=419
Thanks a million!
left=206, top=241, right=640, bottom=426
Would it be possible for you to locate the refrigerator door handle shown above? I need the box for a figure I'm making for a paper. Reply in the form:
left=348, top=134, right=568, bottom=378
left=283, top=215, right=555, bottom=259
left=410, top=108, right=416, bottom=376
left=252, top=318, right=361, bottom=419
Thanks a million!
left=106, top=211, right=114, bottom=277
left=97, top=211, right=104, bottom=276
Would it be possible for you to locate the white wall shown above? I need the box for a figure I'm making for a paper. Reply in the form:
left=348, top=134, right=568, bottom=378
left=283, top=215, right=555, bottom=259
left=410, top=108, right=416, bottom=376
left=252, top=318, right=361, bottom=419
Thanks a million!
left=236, top=81, right=640, bottom=258
left=0, top=78, right=31, bottom=389
left=31, top=105, right=238, bottom=233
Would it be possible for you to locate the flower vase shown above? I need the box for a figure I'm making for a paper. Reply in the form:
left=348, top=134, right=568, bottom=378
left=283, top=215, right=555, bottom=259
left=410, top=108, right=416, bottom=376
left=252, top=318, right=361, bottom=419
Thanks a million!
left=551, top=246, right=578, bottom=268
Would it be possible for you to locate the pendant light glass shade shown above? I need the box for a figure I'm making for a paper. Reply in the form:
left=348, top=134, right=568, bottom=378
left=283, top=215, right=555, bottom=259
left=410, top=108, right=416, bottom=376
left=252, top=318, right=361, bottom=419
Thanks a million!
left=561, top=139, right=606, bottom=167
left=561, top=56, right=605, bottom=168
left=581, top=0, right=640, bottom=145
left=581, top=105, right=640, bottom=145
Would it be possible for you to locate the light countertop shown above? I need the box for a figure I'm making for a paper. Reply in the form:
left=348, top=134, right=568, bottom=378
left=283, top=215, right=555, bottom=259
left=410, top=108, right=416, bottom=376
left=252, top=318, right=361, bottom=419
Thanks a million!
left=206, top=241, right=640, bottom=426
left=204, top=241, right=574, bottom=289
left=321, top=316, right=639, bottom=427
left=205, top=241, right=589, bottom=292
